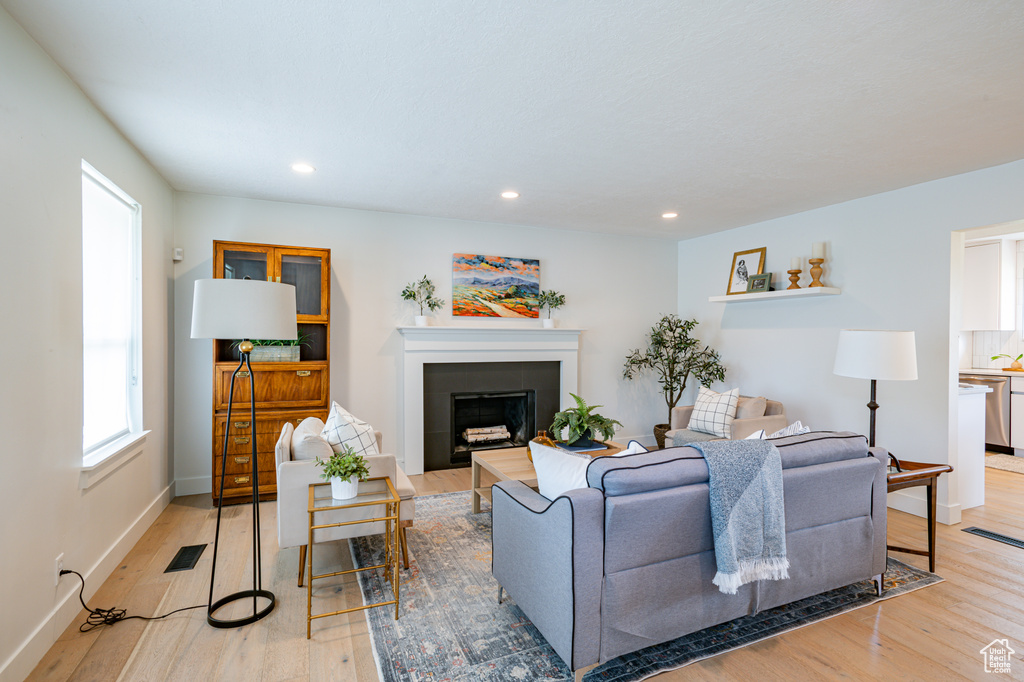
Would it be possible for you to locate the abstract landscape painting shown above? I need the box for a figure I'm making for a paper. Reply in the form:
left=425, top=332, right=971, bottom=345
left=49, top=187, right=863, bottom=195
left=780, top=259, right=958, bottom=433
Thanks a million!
left=452, top=253, right=540, bottom=318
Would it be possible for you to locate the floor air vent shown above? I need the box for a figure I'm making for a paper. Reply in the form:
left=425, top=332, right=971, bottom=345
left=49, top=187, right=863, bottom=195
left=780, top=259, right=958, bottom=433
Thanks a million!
left=961, top=527, right=1024, bottom=550
left=165, top=544, right=207, bottom=573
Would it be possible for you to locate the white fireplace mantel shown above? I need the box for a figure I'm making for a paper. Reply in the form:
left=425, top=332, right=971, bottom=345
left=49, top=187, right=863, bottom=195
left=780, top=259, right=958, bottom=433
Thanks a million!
left=397, top=326, right=582, bottom=475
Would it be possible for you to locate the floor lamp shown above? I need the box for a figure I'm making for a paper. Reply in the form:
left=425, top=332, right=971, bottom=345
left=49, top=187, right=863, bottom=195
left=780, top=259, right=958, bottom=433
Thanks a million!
left=833, top=329, right=918, bottom=448
left=191, top=278, right=297, bottom=628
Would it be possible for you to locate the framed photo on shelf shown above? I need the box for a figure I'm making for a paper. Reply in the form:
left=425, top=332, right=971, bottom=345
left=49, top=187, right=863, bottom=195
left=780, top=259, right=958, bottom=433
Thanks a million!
left=746, top=273, right=772, bottom=293
left=727, top=247, right=766, bottom=295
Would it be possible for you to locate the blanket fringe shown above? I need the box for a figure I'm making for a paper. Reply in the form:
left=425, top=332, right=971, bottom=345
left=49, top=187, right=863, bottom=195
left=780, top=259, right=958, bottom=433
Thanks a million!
left=713, top=557, right=790, bottom=595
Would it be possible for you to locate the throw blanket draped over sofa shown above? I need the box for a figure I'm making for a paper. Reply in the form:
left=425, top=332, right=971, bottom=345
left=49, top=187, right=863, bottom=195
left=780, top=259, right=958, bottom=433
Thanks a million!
left=691, top=440, right=789, bottom=594
left=491, top=431, right=887, bottom=679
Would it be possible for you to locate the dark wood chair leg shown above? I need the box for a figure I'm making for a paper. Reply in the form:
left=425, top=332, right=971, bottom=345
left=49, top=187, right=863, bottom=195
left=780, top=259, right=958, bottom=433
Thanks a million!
left=399, top=527, right=410, bottom=569
left=927, top=481, right=936, bottom=573
left=298, top=544, right=307, bottom=587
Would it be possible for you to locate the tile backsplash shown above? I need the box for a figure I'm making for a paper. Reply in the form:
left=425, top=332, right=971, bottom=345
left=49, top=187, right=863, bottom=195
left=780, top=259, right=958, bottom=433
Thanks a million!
left=970, top=240, right=1024, bottom=368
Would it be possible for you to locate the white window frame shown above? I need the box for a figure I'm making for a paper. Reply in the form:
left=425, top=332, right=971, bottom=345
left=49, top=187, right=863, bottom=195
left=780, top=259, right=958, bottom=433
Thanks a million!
left=81, top=160, right=147, bottom=484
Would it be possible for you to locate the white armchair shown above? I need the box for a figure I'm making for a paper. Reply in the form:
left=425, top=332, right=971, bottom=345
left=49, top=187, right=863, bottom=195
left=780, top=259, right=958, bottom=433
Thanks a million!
left=275, top=417, right=416, bottom=586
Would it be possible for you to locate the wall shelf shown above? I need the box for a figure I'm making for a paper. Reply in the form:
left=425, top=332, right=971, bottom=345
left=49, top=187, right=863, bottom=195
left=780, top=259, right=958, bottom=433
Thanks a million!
left=708, top=287, right=841, bottom=303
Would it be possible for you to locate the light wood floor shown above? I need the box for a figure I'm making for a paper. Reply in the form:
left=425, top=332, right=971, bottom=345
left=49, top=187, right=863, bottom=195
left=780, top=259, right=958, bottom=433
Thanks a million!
left=27, top=466, right=1024, bottom=681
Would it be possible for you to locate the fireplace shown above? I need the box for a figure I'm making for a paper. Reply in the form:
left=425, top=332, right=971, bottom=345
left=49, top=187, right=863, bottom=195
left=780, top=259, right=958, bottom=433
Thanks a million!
left=398, top=326, right=582, bottom=475
left=423, top=361, right=559, bottom=471
left=449, top=390, right=535, bottom=466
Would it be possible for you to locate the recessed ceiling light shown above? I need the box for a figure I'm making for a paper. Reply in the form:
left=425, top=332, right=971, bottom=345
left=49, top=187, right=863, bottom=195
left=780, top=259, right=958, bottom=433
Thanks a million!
left=501, top=191, right=520, bottom=199
left=662, top=212, right=678, bottom=219
left=291, top=162, right=316, bottom=174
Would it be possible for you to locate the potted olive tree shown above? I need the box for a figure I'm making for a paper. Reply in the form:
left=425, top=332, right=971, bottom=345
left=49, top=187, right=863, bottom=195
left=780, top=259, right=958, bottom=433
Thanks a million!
left=549, top=393, right=622, bottom=447
left=401, top=275, right=445, bottom=326
left=623, top=315, right=726, bottom=448
left=315, top=445, right=370, bottom=499
left=537, top=290, right=566, bottom=328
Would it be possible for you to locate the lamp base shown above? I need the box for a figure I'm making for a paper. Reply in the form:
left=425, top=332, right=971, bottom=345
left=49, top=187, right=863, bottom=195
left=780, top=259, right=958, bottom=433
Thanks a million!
left=207, top=589, right=276, bottom=629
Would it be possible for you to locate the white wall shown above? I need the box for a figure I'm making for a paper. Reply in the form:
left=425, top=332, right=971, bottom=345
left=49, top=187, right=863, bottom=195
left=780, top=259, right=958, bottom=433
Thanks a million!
left=0, top=8, right=175, bottom=680
left=677, top=159, right=1024, bottom=525
left=173, top=193, right=678, bottom=492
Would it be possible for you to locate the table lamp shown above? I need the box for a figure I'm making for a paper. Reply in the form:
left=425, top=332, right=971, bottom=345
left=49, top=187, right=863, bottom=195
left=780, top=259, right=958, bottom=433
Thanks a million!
left=833, top=329, right=918, bottom=447
left=191, top=278, right=297, bottom=628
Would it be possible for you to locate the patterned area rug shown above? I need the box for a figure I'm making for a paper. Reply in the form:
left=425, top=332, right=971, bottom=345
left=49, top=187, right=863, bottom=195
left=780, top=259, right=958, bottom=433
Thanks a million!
left=351, top=491, right=941, bottom=682
left=985, top=453, right=1024, bottom=474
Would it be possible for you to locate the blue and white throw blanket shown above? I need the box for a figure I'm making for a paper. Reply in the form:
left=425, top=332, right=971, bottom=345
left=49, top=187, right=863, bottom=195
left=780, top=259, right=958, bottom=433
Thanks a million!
left=691, top=440, right=789, bottom=594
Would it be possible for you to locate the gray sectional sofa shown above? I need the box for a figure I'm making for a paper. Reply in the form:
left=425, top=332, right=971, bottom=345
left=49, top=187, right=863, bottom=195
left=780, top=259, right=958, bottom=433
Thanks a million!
left=491, top=431, right=888, bottom=681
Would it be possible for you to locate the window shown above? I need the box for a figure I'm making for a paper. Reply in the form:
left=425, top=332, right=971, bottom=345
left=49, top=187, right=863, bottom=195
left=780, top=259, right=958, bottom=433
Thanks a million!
left=82, top=160, right=142, bottom=460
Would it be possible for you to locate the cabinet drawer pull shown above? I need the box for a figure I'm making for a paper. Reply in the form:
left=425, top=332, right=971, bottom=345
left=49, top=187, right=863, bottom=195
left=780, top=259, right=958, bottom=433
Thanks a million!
left=236, top=371, right=250, bottom=378
left=233, top=476, right=250, bottom=485
left=296, top=370, right=311, bottom=377
left=233, top=456, right=250, bottom=465
left=234, top=437, right=250, bottom=445
left=233, top=421, right=250, bottom=429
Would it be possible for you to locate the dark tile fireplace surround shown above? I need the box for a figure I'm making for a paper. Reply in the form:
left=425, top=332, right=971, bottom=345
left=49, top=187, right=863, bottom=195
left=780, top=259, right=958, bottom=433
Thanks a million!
left=423, top=361, right=561, bottom=471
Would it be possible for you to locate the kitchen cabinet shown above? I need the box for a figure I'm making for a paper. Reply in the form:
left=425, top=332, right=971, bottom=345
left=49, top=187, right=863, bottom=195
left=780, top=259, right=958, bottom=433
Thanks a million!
left=961, top=240, right=1015, bottom=331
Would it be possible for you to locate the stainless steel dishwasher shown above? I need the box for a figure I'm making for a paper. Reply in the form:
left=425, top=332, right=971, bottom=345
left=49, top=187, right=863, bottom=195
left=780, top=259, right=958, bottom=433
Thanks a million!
left=960, top=374, right=1010, bottom=448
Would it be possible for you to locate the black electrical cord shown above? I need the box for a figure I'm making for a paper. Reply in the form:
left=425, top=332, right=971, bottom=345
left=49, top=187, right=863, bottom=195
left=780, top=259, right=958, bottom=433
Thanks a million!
left=62, top=570, right=205, bottom=632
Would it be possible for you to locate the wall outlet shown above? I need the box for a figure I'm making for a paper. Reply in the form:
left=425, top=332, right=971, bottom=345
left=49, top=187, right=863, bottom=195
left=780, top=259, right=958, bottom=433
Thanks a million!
left=54, top=553, right=64, bottom=587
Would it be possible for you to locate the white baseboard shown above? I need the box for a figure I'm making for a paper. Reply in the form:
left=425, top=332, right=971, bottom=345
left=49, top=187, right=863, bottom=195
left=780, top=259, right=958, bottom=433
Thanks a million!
left=887, top=489, right=961, bottom=526
left=174, top=475, right=211, bottom=497
left=0, top=486, right=172, bottom=682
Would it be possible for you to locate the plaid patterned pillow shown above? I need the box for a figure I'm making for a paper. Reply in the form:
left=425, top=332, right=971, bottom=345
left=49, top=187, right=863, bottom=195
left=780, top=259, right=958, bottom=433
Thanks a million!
left=320, top=402, right=381, bottom=457
left=688, top=387, right=740, bottom=438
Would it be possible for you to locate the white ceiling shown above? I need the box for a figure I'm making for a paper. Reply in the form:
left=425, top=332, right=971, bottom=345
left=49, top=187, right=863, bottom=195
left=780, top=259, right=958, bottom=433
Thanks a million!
left=5, top=1, right=1024, bottom=239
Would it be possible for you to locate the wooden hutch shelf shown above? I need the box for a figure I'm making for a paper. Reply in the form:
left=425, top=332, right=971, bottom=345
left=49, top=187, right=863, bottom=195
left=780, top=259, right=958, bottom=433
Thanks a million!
left=211, top=240, right=331, bottom=505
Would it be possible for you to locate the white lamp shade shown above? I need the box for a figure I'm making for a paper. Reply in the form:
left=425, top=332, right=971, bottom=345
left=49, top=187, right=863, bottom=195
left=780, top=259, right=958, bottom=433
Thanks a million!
left=191, top=279, right=297, bottom=340
left=833, top=330, right=918, bottom=381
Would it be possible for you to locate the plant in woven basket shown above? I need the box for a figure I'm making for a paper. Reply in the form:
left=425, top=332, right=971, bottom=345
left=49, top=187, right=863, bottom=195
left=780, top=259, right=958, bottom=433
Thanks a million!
left=550, top=393, right=622, bottom=445
left=623, top=314, right=726, bottom=426
left=314, top=445, right=370, bottom=483
left=401, top=275, right=445, bottom=315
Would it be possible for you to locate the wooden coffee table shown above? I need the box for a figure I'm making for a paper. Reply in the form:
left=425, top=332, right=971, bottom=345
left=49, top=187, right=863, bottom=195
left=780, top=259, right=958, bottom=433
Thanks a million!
left=470, top=440, right=624, bottom=513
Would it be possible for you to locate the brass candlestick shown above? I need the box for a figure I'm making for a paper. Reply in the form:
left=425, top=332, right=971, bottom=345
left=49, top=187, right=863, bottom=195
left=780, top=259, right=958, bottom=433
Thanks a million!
left=808, top=258, right=825, bottom=287
left=787, top=269, right=802, bottom=290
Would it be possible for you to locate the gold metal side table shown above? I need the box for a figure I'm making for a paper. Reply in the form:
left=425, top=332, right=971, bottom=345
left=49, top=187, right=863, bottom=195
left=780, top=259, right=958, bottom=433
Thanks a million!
left=306, top=477, right=400, bottom=638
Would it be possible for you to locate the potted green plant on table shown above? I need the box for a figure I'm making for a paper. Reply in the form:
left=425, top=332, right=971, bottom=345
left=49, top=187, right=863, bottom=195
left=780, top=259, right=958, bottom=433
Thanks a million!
left=549, top=393, right=622, bottom=448
left=992, top=353, right=1024, bottom=370
left=401, top=275, right=445, bottom=326
left=623, top=314, right=726, bottom=448
left=537, top=290, right=566, bottom=328
left=315, top=445, right=371, bottom=500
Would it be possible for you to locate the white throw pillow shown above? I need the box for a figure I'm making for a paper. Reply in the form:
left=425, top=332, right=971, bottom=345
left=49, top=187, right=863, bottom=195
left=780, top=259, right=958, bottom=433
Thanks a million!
left=293, top=432, right=334, bottom=461
left=687, top=387, right=740, bottom=438
left=321, top=402, right=381, bottom=457
left=768, top=421, right=811, bottom=438
left=614, top=440, right=649, bottom=456
left=530, top=440, right=593, bottom=500
left=744, top=429, right=767, bottom=440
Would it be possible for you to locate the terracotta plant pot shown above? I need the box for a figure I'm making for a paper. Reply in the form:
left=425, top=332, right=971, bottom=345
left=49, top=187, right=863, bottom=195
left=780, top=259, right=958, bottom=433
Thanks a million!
left=654, top=423, right=670, bottom=450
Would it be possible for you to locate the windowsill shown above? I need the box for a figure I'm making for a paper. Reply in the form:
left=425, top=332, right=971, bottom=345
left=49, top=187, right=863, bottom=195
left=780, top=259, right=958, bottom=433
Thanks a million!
left=80, top=430, right=150, bottom=489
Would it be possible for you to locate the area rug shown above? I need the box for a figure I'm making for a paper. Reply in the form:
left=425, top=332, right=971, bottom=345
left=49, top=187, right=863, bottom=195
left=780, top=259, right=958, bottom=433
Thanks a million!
left=351, top=491, right=941, bottom=682
left=985, top=453, right=1024, bottom=474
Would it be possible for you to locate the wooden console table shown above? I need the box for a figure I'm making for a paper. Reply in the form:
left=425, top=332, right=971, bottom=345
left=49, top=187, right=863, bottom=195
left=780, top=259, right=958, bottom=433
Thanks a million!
left=886, top=458, right=953, bottom=572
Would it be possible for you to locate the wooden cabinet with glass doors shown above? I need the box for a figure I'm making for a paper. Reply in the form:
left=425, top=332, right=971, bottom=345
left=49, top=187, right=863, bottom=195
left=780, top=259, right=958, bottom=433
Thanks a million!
left=211, top=240, right=331, bottom=505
